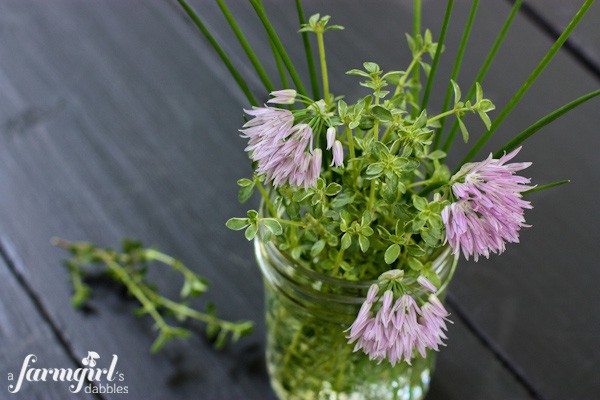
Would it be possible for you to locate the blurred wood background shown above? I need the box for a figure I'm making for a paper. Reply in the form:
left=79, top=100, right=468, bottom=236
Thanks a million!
left=0, top=1, right=598, bottom=399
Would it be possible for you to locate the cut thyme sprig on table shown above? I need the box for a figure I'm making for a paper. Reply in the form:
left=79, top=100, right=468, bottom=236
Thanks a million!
left=52, top=237, right=253, bottom=352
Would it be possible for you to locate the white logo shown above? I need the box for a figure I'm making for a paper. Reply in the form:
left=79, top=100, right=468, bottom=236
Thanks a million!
left=81, top=351, right=100, bottom=367
left=7, top=351, right=128, bottom=394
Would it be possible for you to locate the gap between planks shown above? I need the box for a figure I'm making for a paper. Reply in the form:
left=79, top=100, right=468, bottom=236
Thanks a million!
left=0, top=238, right=106, bottom=400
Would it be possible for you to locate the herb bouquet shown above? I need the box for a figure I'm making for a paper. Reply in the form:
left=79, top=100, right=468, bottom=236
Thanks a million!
left=178, top=0, right=597, bottom=399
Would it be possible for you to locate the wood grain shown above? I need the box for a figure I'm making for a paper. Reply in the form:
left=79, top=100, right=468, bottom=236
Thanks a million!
left=0, top=0, right=598, bottom=399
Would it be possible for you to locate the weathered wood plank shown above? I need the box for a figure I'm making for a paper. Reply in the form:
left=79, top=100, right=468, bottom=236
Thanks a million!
left=0, top=0, right=598, bottom=399
left=522, top=0, right=600, bottom=77
left=0, top=244, right=95, bottom=400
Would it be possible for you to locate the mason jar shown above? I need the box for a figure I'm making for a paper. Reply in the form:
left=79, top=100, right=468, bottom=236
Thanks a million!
left=255, top=237, right=456, bottom=400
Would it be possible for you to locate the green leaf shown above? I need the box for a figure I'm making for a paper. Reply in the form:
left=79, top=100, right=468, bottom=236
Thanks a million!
left=358, top=235, right=370, bottom=252
left=359, top=117, right=375, bottom=131
left=325, top=183, right=342, bottom=196
left=475, top=82, right=483, bottom=102
left=341, top=233, right=352, bottom=250
left=331, top=192, right=355, bottom=208
left=427, top=150, right=447, bottom=160
left=237, top=178, right=254, bottom=187
left=261, top=218, right=283, bottom=235
left=226, top=218, right=249, bottom=231
left=384, top=244, right=401, bottom=264
left=478, top=110, right=492, bottom=130
left=346, top=69, right=371, bottom=78
left=363, top=62, right=380, bottom=73
left=407, top=257, right=424, bottom=271
left=451, top=80, right=461, bottom=104
left=361, top=226, right=374, bottom=236
left=414, top=110, right=428, bottom=128
left=458, top=117, right=469, bottom=142
left=244, top=224, right=258, bottom=241
left=421, top=227, right=439, bottom=247
left=338, top=100, right=348, bottom=117
left=419, top=61, right=431, bottom=76
left=412, top=196, right=428, bottom=211
left=310, top=239, right=326, bottom=257
left=405, top=33, right=416, bottom=53
left=371, top=105, right=393, bottom=122
left=361, top=210, right=372, bottom=225
left=238, top=185, right=254, bottom=203
left=247, top=209, right=258, bottom=220
left=366, top=163, right=384, bottom=176
left=478, top=99, right=495, bottom=112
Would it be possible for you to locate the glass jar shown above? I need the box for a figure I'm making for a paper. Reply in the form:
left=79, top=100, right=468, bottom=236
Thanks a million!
left=255, top=238, right=457, bottom=400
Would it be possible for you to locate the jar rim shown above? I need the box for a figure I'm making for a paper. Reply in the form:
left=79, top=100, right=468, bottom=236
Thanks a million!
left=256, top=237, right=454, bottom=288
left=259, top=238, right=378, bottom=289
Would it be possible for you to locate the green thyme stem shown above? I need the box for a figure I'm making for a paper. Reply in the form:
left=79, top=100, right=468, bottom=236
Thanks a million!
left=273, top=218, right=307, bottom=228
left=214, top=0, right=274, bottom=93
left=99, top=252, right=169, bottom=332
left=458, top=0, right=594, bottom=170
left=433, top=0, right=479, bottom=147
left=421, top=0, right=454, bottom=111
left=523, top=180, right=570, bottom=195
left=140, top=285, right=248, bottom=331
left=441, top=0, right=522, bottom=152
left=142, top=248, right=198, bottom=279
left=249, top=0, right=308, bottom=97
left=316, top=30, right=330, bottom=105
left=345, top=127, right=356, bottom=158
left=333, top=248, right=345, bottom=277
left=427, top=105, right=472, bottom=124
left=395, top=50, right=425, bottom=96
left=373, top=120, right=379, bottom=141
left=295, top=0, right=321, bottom=99
left=282, top=325, right=304, bottom=374
left=368, top=180, right=377, bottom=214
left=176, top=0, right=257, bottom=106
left=411, top=0, right=422, bottom=115
left=406, top=178, right=433, bottom=189
left=494, top=89, right=600, bottom=156
left=255, top=179, right=277, bottom=217
left=66, top=262, right=85, bottom=291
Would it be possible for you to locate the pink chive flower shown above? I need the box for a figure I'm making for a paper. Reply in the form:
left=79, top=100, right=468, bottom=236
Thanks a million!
left=331, top=140, right=344, bottom=167
left=241, top=108, right=320, bottom=188
left=442, top=146, right=533, bottom=261
left=417, top=276, right=437, bottom=293
left=347, top=288, right=452, bottom=366
left=267, top=89, right=297, bottom=104
left=418, top=295, right=451, bottom=353
left=326, top=127, right=336, bottom=150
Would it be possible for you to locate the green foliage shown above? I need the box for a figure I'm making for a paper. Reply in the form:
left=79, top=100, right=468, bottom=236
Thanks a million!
left=53, top=237, right=253, bottom=353
left=226, top=50, right=493, bottom=283
left=299, top=13, right=344, bottom=34
left=222, top=2, right=593, bottom=284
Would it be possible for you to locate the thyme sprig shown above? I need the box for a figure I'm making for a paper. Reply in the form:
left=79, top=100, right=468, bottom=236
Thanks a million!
left=52, top=237, right=253, bottom=352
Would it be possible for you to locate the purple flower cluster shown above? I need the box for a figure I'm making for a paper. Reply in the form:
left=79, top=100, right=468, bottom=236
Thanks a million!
left=241, top=105, right=321, bottom=188
left=442, top=147, right=533, bottom=261
left=346, top=280, right=451, bottom=366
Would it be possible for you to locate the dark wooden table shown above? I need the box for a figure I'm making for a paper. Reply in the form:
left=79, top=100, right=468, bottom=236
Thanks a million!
left=1, top=1, right=599, bottom=399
